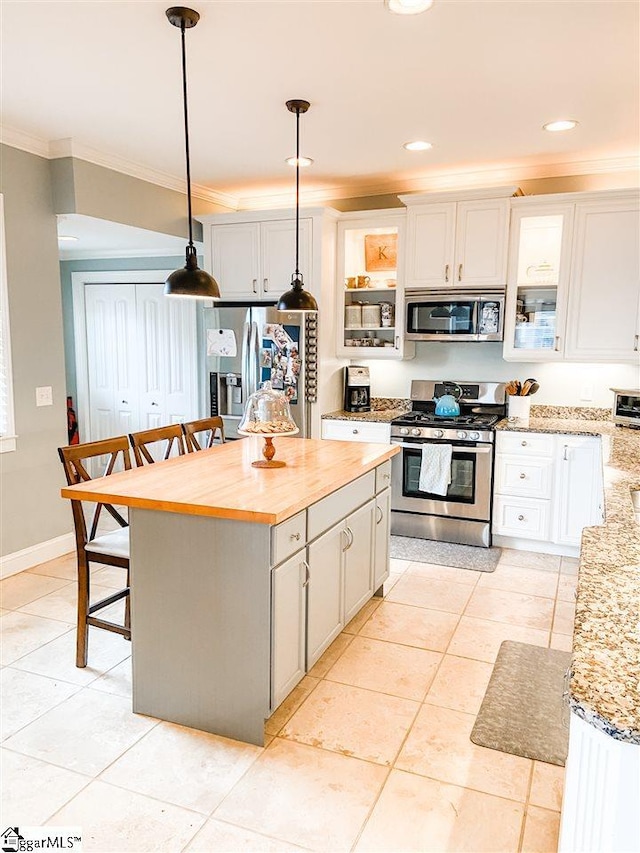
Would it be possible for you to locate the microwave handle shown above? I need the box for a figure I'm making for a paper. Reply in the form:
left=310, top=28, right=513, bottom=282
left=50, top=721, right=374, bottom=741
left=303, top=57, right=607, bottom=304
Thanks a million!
left=471, top=299, right=480, bottom=332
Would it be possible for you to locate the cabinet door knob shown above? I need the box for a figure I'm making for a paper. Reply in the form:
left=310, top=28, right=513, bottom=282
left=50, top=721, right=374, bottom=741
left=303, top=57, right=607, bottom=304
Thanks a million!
left=383, top=473, right=390, bottom=480
left=352, top=428, right=359, bottom=434
left=151, top=402, right=159, bottom=406
left=458, top=264, right=463, bottom=282
left=519, top=472, right=526, bottom=479
left=521, top=440, right=527, bottom=446
left=290, top=532, right=301, bottom=541
left=518, top=514, right=525, bottom=521
left=122, top=400, right=128, bottom=404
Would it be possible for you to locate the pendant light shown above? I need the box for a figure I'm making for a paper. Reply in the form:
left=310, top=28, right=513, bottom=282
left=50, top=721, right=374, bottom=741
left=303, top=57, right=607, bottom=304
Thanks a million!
left=164, top=7, right=220, bottom=300
left=277, top=100, right=318, bottom=312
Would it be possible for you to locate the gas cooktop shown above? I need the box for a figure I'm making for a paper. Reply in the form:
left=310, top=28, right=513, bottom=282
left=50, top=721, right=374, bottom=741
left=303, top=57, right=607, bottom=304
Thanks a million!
left=392, top=411, right=500, bottom=428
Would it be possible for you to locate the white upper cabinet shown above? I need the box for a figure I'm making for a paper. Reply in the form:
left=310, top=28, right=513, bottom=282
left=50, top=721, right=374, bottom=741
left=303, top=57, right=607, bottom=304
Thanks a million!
left=336, top=210, right=414, bottom=359
left=400, top=188, right=515, bottom=290
left=504, top=189, right=640, bottom=363
left=206, top=216, right=311, bottom=301
left=565, top=199, right=640, bottom=362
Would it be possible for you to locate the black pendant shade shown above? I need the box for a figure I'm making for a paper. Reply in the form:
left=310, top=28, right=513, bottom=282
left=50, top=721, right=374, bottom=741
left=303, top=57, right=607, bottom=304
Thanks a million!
left=277, top=99, right=318, bottom=312
left=165, top=7, right=220, bottom=300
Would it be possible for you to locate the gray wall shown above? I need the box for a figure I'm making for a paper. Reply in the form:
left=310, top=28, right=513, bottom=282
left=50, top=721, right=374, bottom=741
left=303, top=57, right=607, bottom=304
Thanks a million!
left=52, top=158, right=231, bottom=240
left=0, top=145, right=71, bottom=555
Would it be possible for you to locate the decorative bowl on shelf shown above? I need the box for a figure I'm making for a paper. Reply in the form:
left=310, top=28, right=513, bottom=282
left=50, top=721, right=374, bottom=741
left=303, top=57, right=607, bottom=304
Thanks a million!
left=238, top=381, right=299, bottom=467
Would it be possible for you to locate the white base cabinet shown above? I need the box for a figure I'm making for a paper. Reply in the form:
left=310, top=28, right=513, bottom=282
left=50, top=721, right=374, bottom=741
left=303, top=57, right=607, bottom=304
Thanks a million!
left=492, top=431, right=603, bottom=549
left=560, top=713, right=640, bottom=853
left=321, top=418, right=391, bottom=443
left=270, top=462, right=392, bottom=707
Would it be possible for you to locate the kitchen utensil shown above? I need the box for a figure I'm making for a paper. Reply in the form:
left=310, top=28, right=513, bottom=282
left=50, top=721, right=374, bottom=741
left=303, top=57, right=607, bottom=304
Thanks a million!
left=505, top=380, right=520, bottom=396
left=433, top=383, right=462, bottom=417
left=527, top=381, right=540, bottom=395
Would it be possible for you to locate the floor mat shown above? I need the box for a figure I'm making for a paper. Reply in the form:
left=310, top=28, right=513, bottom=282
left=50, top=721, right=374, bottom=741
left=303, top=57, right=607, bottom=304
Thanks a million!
left=470, top=640, right=571, bottom=766
left=389, top=535, right=500, bottom=572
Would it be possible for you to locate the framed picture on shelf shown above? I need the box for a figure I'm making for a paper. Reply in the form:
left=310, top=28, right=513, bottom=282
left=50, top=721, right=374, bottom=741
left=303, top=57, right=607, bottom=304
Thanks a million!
left=364, top=233, right=397, bottom=272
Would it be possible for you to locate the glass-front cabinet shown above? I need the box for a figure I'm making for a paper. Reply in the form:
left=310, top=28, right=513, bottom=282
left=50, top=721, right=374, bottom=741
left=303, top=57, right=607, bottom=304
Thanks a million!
left=503, top=203, right=575, bottom=361
left=336, top=212, right=414, bottom=360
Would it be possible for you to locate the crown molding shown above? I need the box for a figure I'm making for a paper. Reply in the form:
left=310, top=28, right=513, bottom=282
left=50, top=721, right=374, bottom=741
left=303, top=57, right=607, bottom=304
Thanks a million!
left=2, top=124, right=637, bottom=212
left=48, top=138, right=238, bottom=209
left=237, top=155, right=640, bottom=210
left=0, top=125, right=51, bottom=158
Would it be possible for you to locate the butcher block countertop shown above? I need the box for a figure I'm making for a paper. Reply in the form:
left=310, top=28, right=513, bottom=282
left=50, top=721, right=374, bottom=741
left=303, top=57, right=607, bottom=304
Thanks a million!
left=61, top=437, right=399, bottom=526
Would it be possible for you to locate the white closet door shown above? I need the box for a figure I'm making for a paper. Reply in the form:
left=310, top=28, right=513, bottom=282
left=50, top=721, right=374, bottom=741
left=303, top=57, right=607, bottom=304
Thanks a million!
left=85, top=284, right=138, bottom=442
left=136, top=284, right=197, bottom=430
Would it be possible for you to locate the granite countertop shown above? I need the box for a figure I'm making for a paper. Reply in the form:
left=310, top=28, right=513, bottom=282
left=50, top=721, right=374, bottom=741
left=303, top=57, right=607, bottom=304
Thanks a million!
left=322, top=398, right=412, bottom=424
left=497, top=406, right=640, bottom=744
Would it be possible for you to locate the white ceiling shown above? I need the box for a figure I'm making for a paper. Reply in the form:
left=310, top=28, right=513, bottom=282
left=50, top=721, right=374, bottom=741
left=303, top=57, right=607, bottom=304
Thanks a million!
left=2, top=0, right=639, bottom=250
left=56, top=214, right=199, bottom=260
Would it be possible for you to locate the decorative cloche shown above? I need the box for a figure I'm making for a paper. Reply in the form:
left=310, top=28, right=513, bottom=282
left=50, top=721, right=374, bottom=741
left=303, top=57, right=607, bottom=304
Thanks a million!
left=238, top=381, right=298, bottom=435
left=238, top=381, right=298, bottom=468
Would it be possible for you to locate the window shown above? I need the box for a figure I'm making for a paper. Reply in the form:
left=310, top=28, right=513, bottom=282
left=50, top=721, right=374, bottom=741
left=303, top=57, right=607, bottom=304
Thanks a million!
left=0, top=194, right=16, bottom=452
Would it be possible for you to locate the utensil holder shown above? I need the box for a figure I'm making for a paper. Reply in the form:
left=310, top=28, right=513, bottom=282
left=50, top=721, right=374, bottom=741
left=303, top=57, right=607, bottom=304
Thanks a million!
left=508, top=395, right=531, bottom=423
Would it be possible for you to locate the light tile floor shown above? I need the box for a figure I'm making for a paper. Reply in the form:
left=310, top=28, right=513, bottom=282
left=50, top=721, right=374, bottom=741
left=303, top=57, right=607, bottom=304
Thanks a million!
left=1, top=548, right=576, bottom=852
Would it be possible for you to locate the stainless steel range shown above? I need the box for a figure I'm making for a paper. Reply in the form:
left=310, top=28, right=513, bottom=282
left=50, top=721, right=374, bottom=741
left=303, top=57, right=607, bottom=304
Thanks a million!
left=390, top=380, right=506, bottom=548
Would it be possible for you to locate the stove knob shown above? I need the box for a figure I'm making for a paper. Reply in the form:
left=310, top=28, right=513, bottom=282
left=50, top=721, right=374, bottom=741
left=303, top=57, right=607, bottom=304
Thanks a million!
left=457, top=430, right=468, bottom=440
left=400, top=427, right=409, bottom=436
left=469, top=431, right=480, bottom=441
left=433, top=429, right=444, bottom=438
left=411, top=428, right=421, bottom=437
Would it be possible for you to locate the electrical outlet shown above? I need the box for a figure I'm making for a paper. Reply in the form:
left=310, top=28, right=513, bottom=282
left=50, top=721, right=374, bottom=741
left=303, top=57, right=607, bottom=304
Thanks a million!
left=35, top=386, right=53, bottom=407
left=580, top=381, right=593, bottom=401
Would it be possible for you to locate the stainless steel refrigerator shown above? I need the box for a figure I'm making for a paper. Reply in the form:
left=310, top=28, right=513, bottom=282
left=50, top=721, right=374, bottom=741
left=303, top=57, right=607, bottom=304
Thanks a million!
left=203, top=304, right=318, bottom=440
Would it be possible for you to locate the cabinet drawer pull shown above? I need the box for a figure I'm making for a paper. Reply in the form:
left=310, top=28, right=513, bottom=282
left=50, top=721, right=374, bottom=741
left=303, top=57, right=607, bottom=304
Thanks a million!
left=395, top=335, right=400, bottom=349
left=518, top=514, right=525, bottom=521
left=519, top=472, right=526, bottom=479
left=302, top=560, right=310, bottom=588
left=444, top=264, right=449, bottom=282
left=252, top=278, right=258, bottom=294
left=563, top=445, right=569, bottom=461
left=554, top=335, right=561, bottom=352
left=290, top=532, right=301, bottom=541
left=263, top=277, right=269, bottom=292
left=376, top=505, right=384, bottom=524
left=458, top=263, right=463, bottom=282
left=122, top=400, right=128, bottom=404
left=635, top=334, right=639, bottom=352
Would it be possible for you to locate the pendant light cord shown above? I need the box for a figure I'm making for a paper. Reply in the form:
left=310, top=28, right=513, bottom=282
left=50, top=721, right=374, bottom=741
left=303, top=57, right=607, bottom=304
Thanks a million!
left=295, top=106, right=300, bottom=279
left=180, top=21, right=194, bottom=249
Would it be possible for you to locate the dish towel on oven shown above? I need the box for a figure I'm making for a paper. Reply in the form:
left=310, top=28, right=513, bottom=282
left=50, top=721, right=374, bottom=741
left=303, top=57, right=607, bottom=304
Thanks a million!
left=419, top=443, right=452, bottom=496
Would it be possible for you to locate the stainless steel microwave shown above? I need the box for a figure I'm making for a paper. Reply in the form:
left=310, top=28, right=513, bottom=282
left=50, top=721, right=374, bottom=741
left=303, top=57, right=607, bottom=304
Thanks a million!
left=612, top=388, right=640, bottom=428
left=405, top=290, right=505, bottom=342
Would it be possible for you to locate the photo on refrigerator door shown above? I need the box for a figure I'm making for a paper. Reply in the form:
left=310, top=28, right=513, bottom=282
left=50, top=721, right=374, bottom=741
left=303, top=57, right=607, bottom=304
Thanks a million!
left=261, top=324, right=300, bottom=404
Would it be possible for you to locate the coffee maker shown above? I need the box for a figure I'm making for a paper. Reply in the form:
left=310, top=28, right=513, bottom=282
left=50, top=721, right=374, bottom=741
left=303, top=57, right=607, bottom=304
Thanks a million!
left=344, top=366, right=371, bottom=413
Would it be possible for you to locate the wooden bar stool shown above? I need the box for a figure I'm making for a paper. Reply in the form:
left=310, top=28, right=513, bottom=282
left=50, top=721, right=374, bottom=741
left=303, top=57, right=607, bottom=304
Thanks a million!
left=128, top=424, right=186, bottom=466
left=58, top=436, right=132, bottom=668
left=182, top=416, right=226, bottom=451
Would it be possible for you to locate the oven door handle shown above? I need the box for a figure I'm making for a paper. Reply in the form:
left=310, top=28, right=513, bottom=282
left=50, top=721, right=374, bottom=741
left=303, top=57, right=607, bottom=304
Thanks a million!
left=392, top=440, right=493, bottom=455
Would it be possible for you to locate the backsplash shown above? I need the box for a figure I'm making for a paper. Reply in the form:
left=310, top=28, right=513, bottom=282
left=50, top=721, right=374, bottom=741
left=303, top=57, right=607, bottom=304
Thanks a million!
left=358, top=342, right=639, bottom=408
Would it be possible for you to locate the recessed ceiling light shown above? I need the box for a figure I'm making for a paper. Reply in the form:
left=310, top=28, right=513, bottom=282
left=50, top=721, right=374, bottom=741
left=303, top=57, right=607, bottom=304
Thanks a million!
left=403, top=140, right=433, bottom=151
left=285, top=156, right=313, bottom=167
left=58, top=235, right=79, bottom=242
left=543, top=119, right=579, bottom=132
left=385, top=0, right=434, bottom=14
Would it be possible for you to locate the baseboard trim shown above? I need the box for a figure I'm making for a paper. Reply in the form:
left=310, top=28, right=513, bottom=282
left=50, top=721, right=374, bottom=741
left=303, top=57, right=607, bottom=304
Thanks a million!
left=493, top=534, right=579, bottom=558
left=1, top=533, right=75, bottom=579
